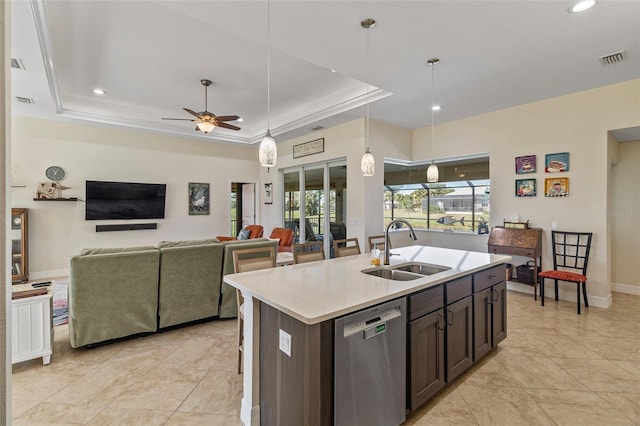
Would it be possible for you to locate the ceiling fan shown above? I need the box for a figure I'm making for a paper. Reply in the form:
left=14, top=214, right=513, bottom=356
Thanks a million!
left=162, top=79, right=241, bottom=133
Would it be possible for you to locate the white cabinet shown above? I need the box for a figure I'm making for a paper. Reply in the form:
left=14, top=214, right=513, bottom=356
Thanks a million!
left=12, top=293, right=53, bottom=365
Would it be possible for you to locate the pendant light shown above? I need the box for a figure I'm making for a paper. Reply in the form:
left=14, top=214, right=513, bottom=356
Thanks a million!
left=360, top=18, right=376, bottom=177
left=426, top=57, right=440, bottom=183
left=259, top=0, right=277, bottom=168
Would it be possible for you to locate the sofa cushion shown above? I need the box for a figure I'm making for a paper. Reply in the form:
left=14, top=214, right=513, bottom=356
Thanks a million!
left=157, top=239, right=220, bottom=248
left=80, top=246, right=156, bottom=256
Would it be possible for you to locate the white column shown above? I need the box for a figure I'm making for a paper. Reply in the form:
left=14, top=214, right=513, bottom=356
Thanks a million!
left=240, top=293, right=261, bottom=426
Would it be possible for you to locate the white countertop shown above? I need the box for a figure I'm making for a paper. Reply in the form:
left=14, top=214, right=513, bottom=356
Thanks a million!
left=224, top=245, right=511, bottom=325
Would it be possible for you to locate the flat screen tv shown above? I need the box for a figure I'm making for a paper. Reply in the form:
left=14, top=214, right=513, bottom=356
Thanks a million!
left=85, top=180, right=166, bottom=220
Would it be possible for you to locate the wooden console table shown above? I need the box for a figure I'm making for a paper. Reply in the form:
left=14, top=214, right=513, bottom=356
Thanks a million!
left=488, top=227, right=542, bottom=299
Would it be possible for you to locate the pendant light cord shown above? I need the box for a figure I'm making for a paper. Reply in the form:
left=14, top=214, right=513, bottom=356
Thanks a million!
left=431, top=61, right=435, bottom=157
left=365, top=22, right=371, bottom=147
left=267, top=0, right=271, bottom=130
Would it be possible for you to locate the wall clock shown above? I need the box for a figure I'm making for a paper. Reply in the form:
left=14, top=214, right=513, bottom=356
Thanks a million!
left=45, top=166, right=66, bottom=181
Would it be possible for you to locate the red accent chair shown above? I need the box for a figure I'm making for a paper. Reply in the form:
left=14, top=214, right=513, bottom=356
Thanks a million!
left=217, top=225, right=264, bottom=242
left=539, top=231, right=593, bottom=314
left=269, top=227, right=294, bottom=252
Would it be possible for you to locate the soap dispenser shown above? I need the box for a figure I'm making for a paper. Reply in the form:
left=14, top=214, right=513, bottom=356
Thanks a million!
left=370, top=243, right=381, bottom=265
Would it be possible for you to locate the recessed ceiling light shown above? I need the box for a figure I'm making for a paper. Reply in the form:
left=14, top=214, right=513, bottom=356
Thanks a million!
left=93, top=88, right=106, bottom=95
left=330, top=69, right=337, bottom=73
left=432, top=105, right=441, bottom=111
left=568, top=0, right=595, bottom=13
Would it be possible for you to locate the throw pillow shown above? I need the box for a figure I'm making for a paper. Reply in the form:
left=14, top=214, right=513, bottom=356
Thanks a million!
left=237, top=229, right=251, bottom=240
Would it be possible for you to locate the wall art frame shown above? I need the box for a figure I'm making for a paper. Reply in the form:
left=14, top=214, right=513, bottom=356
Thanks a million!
left=188, top=182, right=210, bottom=215
left=264, top=183, right=273, bottom=204
left=545, top=152, right=569, bottom=173
left=515, top=155, right=536, bottom=174
left=544, top=177, right=569, bottom=197
left=293, top=138, right=324, bottom=159
left=515, top=178, right=536, bottom=197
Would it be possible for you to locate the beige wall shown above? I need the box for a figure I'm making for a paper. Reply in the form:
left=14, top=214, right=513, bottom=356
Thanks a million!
left=11, top=118, right=259, bottom=278
left=412, top=79, right=640, bottom=306
left=2, top=0, right=10, bottom=420
left=610, top=140, right=640, bottom=294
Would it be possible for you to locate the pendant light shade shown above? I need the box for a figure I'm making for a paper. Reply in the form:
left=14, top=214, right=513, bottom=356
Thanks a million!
left=426, top=161, right=439, bottom=183
left=196, top=121, right=215, bottom=133
left=360, top=18, right=376, bottom=177
left=259, top=129, right=277, bottom=167
left=259, top=0, right=277, bottom=168
left=361, top=147, right=375, bottom=176
left=427, top=57, right=440, bottom=183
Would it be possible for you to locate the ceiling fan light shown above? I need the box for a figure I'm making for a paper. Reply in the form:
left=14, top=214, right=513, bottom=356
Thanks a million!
left=259, top=129, right=277, bottom=168
left=361, top=147, right=375, bottom=177
left=196, top=121, right=215, bottom=133
left=427, top=161, right=439, bottom=183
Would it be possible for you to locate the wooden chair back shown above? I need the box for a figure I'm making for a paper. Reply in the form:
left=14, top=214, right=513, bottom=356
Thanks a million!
left=293, top=241, right=325, bottom=264
left=334, top=238, right=361, bottom=258
left=368, top=234, right=386, bottom=252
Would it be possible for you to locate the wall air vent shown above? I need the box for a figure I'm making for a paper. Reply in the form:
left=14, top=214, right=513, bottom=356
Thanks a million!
left=11, top=58, right=26, bottom=70
left=310, top=125, right=324, bottom=131
left=16, top=97, right=35, bottom=104
left=598, top=51, right=626, bottom=65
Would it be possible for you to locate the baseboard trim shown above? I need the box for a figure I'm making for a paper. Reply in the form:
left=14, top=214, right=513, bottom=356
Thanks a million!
left=611, top=282, right=640, bottom=296
left=507, top=281, right=612, bottom=308
left=28, top=269, right=70, bottom=281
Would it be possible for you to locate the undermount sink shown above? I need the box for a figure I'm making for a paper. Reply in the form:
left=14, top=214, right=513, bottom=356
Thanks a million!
left=362, top=262, right=451, bottom=281
left=361, top=268, right=422, bottom=281
left=393, top=262, right=451, bottom=276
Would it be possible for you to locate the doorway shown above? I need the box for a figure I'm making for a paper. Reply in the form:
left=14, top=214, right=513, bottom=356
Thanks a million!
left=230, top=182, right=256, bottom=236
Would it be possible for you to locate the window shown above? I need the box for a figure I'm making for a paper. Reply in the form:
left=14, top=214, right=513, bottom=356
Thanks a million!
left=383, top=157, right=490, bottom=232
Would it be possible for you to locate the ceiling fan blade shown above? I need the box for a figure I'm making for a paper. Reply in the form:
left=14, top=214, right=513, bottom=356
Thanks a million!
left=162, top=118, right=195, bottom=121
left=215, top=115, right=240, bottom=122
left=217, top=122, right=241, bottom=131
left=183, top=108, right=202, bottom=118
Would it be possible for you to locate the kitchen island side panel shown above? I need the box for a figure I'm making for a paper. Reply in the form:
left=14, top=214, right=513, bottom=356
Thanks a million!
left=260, top=302, right=333, bottom=426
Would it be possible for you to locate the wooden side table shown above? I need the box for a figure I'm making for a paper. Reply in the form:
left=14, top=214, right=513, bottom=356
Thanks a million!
left=12, top=290, right=53, bottom=365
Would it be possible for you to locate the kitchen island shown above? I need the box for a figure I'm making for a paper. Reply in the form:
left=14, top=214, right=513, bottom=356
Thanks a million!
left=224, top=245, right=511, bottom=426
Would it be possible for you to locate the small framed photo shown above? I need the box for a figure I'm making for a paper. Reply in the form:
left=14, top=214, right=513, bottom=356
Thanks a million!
left=545, top=152, right=569, bottom=173
left=545, top=177, right=569, bottom=197
left=264, top=183, right=273, bottom=204
left=515, top=179, right=536, bottom=197
left=515, top=155, right=536, bottom=174
left=188, top=182, right=210, bottom=215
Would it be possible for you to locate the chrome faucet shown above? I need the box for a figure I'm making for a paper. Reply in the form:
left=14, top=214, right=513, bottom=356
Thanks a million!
left=384, top=219, right=418, bottom=265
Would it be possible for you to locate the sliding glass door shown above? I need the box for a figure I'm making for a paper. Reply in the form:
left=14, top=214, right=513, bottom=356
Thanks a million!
left=283, top=160, right=346, bottom=258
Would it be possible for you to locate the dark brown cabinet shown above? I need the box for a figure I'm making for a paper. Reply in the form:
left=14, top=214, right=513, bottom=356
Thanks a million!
left=408, top=285, right=445, bottom=411
left=473, top=265, right=507, bottom=361
left=445, top=293, right=473, bottom=382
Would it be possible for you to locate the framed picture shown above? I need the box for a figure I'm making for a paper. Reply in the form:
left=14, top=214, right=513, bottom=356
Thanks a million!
left=545, top=177, right=569, bottom=197
left=293, top=138, right=324, bottom=159
left=515, top=155, right=536, bottom=174
left=264, top=183, right=273, bottom=204
left=188, top=182, right=210, bottom=215
left=545, top=152, right=569, bottom=173
left=515, top=179, right=536, bottom=197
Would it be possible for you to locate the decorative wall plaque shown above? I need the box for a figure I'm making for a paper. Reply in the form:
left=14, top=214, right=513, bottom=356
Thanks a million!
left=293, top=138, right=324, bottom=159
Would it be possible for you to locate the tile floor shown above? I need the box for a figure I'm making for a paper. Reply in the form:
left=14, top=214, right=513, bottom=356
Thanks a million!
left=11, top=290, right=640, bottom=425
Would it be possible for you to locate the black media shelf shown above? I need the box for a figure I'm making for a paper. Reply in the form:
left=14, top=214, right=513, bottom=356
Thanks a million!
left=33, top=198, right=79, bottom=201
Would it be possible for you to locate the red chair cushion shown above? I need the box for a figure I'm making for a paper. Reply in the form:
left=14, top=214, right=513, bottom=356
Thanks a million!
left=246, top=225, right=264, bottom=239
left=269, top=228, right=294, bottom=252
left=538, top=270, right=587, bottom=283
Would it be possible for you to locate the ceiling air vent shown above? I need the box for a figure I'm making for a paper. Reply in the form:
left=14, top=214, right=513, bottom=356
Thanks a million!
left=11, top=58, right=26, bottom=70
left=16, top=97, right=35, bottom=104
left=310, top=125, right=324, bottom=131
left=598, top=51, right=626, bottom=65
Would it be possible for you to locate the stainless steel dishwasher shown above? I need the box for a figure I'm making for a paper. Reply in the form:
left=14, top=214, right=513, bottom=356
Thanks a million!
left=334, top=297, right=406, bottom=426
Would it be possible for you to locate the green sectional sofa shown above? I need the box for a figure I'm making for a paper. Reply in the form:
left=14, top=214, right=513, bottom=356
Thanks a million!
left=68, top=238, right=277, bottom=348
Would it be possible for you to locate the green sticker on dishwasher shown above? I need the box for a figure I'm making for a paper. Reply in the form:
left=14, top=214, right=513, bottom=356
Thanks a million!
left=376, top=324, right=386, bottom=333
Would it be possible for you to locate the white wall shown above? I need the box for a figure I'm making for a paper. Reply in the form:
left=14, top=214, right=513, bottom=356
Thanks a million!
left=11, top=118, right=259, bottom=278
left=610, top=139, right=640, bottom=294
left=412, top=79, right=640, bottom=306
